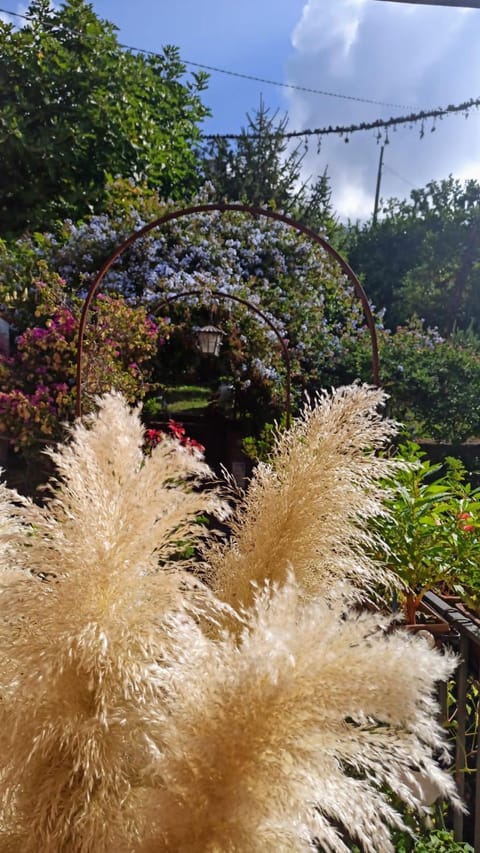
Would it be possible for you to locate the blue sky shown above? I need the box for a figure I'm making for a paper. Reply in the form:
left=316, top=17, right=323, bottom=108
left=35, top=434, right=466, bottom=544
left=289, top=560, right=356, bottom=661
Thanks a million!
left=90, top=0, right=305, bottom=132
left=4, top=0, right=480, bottom=219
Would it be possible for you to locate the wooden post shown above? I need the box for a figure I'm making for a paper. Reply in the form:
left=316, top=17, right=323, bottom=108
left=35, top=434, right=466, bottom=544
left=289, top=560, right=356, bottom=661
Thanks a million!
left=373, top=145, right=384, bottom=226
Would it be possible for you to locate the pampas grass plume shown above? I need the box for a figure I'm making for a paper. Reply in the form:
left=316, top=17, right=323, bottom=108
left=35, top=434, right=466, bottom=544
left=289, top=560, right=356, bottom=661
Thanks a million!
left=0, top=393, right=223, bottom=852
left=0, top=387, right=460, bottom=852
left=141, top=579, right=458, bottom=853
left=206, top=384, right=400, bottom=615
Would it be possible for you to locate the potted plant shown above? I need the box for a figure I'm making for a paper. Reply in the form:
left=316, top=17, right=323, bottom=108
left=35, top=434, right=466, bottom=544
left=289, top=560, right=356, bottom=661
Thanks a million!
left=372, top=442, right=480, bottom=628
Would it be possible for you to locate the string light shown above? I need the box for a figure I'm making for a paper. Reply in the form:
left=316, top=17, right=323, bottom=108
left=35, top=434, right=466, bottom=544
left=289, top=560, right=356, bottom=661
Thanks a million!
left=202, top=96, right=480, bottom=142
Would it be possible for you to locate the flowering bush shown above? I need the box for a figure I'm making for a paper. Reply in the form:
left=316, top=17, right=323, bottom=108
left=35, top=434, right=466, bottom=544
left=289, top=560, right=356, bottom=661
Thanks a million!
left=51, top=184, right=376, bottom=394
left=1, top=180, right=381, bottom=429
left=6, top=180, right=480, bottom=444
left=0, top=275, right=166, bottom=451
left=144, top=420, right=205, bottom=455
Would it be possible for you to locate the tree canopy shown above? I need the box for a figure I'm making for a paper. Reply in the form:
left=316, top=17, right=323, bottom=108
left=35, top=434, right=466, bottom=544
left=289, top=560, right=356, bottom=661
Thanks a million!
left=202, top=99, right=336, bottom=234
left=0, top=0, right=209, bottom=236
left=347, top=176, right=480, bottom=334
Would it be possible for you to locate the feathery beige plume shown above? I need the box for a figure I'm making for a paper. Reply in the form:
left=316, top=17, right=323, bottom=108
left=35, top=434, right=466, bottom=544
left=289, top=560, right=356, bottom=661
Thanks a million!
left=206, top=384, right=400, bottom=615
left=0, top=389, right=459, bottom=852
left=141, top=578, right=458, bottom=853
left=0, top=393, right=223, bottom=852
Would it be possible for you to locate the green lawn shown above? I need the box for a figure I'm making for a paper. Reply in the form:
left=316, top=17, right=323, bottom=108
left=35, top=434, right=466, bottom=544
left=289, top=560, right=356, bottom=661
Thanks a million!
left=163, top=384, right=211, bottom=416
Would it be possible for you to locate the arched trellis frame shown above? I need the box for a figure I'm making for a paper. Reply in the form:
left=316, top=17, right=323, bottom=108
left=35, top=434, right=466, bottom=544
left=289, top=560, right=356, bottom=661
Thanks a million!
left=75, top=203, right=379, bottom=419
left=159, top=288, right=292, bottom=427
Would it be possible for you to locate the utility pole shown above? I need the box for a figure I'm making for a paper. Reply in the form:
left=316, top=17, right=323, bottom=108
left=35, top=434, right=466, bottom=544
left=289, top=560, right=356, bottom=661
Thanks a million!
left=372, top=145, right=384, bottom=225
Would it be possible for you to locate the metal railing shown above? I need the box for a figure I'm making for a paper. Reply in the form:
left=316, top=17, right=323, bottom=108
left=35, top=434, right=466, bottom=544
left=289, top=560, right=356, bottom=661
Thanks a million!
left=424, top=590, right=480, bottom=846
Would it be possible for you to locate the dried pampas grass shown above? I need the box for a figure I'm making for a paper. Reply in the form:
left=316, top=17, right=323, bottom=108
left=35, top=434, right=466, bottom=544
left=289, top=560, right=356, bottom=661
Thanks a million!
left=141, top=578, right=458, bottom=853
left=0, top=393, right=223, bottom=852
left=0, top=387, right=459, bottom=852
left=206, top=384, right=400, bottom=615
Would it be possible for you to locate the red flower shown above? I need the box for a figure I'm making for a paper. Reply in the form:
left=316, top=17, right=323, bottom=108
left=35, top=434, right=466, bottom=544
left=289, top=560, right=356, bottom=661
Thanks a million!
left=463, top=524, right=475, bottom=533
left=145, top=428, right=163, bottom=448
left=168, top=419, right=186, bottom=440
left=184, top=437, right=205, bottom=453
left=144, top=421, right=204, bottom=456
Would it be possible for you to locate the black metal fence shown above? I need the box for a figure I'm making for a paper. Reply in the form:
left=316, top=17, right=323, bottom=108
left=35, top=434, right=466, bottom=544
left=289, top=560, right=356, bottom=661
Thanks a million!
left=424, top=591, right=480, bottom=846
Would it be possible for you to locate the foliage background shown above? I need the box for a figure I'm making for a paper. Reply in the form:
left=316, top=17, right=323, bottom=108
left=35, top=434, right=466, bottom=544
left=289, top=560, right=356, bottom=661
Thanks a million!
left=0, top=0, right=209, bottom=235
left=2, top=2, right=480, bottom=452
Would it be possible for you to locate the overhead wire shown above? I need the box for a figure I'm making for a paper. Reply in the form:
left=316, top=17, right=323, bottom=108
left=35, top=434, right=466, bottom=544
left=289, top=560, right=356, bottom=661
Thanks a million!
left=0, top=5, right=417, bottom=110
left=383, top=163, right=417, bottom=189
left=177, top=60, right=413, bottom=110
left=1, top=5, right=478, bottom=142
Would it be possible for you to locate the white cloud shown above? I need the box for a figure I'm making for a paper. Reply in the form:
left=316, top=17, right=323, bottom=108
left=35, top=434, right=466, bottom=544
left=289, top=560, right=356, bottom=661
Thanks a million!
left=287, top=0, right=480, bottom=220
left=334, top=181, right=373, bottom=221
left=292, top=0, right=368, bottom=65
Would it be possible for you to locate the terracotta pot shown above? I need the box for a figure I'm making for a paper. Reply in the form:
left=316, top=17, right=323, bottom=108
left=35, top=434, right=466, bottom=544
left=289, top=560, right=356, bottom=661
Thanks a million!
left=437, top=593, right=462, bottom=605
left=403, top=600, right=451, bottom=637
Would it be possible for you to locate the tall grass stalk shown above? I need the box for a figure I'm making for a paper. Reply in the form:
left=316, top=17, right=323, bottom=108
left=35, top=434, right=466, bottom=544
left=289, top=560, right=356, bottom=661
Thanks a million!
left=0, top=387, right=459, bottom=852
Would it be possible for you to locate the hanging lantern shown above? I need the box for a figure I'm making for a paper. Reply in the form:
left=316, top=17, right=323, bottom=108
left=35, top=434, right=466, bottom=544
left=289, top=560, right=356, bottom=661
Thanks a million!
left=197, top=325, right=224, bottom=357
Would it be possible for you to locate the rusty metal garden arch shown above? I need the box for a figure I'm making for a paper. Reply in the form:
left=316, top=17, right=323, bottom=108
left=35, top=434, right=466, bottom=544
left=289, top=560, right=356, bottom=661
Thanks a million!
left=75, top=203, right=379, bottom=419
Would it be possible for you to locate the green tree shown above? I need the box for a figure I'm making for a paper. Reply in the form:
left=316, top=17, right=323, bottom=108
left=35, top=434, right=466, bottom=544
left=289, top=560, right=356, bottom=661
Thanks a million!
left=202, top=99, right=337, bottom=233
left=347, top=177, right=480, bottom=333
left=0, top=0, right=209, bottom=235
left=343, top=318, right=480, bottom=443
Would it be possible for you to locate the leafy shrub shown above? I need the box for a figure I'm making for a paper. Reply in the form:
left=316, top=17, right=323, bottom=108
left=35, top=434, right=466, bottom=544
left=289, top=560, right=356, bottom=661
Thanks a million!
left=411, top=830, right=473, bottom=852
left=352, top=828, right=473, bottom=853
left=345, top=318, right=480, bottom=443
left=372, top=442, right=480, bottom=622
